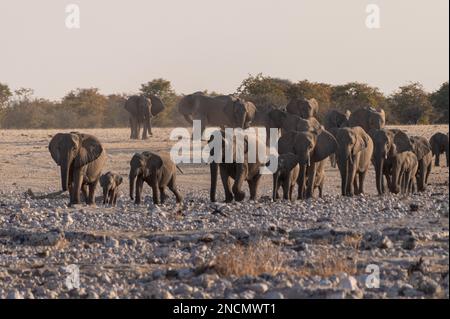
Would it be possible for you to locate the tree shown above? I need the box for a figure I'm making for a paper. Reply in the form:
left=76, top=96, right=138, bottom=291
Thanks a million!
left=237, top=74, right=291, bottom=109
left=61, top=88, right=107, bottom=128
left=0, top=83, right=12, bottom=108
left=389, top=82, right=433, bottom=124
left=287, top=80, right=333, bottom=120
left=430, top=82, right=449, bottom=123
left=331, top=82, right=386, bottom=111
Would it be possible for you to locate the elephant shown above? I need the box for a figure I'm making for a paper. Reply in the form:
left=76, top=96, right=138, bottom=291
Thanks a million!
left=270, top=153, right=300, bottom=201
left=286, top=98, right=319, bottom=119
left=178, top=92, right=256, bottom=138
left=429, top=132, right=449, bottom=167
left=348, top=107, right=386, bottom=133
left=99, top=172, right=123, bottom=206
left=390, top=151, right=418, bottom=195
left=335, top=127, right=374, bottom=196
left=278, top=129, right=337, bottom=199
left=409, top=136, right=433, bottom=192
left=324, top=109, right=351, bottom=167
left=129, top=151, right=183, bottom=205
left=208, top=131, right=264, bottom=202
left=49, top=132, right=107, bottom=206
left=124, top=95, right=165, bottom=140
left=371, top=129, right=412, bottom=195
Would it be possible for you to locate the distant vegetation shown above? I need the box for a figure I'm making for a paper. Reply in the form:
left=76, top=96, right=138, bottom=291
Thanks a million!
left=0, top=76, right=448, bottom=129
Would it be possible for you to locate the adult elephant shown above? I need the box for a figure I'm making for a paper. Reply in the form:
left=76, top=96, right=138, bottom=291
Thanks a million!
left=429, top=132, right=449, bottom=167
left=348, top=107, right=386, bottom=133
left=371, top=129, right=412, bottom=195
left=49, top=132, right=107, bottom=206
left=409, top=136, right=433, bottom=192
left=178, top=93, right=256, bottom=138
left=124, top=95, right=165, bottom=140
left=278, top=129, right=337, bottom=199
left=286, top=98, right=319, bottom=119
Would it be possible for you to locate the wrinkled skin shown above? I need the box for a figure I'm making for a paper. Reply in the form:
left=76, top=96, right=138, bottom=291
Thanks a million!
left=99, top=172, right=123, bottom=206
left=370, top=129, right=412, bottom=195
left=429, top=132, right=449, bottom=167
left=49, top=132, right=107, bottom=206
left=348, top=107, right=386, bottom=133
left=335, top=127, right=373, bottom=196
left=124, top=95, right=165, bottom=140
left=390, top=151, right=418, bottom=194
left=286, top=98, right=319, bottom=119
left=178, top=93, right=256, bottom=138
left=278, top=130, right=337, bottom=199
left=324, top=109, right=351, bottom=168
left=209, top=131, right=264, bottom=203
left=409, top=136, right=433, bottom=192
left=129, top=152, right=183, bottom=205
left=270, top=153, right=300, bottom=201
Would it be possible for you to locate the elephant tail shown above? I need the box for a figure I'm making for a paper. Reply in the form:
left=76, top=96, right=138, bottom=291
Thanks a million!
left=176, top=165, right=184, bottom=174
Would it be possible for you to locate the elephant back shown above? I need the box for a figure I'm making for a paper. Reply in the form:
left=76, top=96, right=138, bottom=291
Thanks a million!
left=149, top=95, right=165, bottom=116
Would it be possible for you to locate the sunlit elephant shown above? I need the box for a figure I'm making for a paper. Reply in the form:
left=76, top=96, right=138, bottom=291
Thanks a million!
left=286, top=98, right=319, bottom=119
left=429, top=132, right=449, bottom=167
left=335, top=127, right=373, bottom=196
left=49, top=132, right=107, bottom=206
left=124, top=95, right=165, bottom=140
left=278, top=129, right=337, bottom=199
left=324, top=109, right=351, bottom=167
left=178, top=92, right=256, bottom=138
left=371, top=129, right=412, bottom=195
left=409, top=136, right=433, bottom=192
left=348, top=107, right=385, bottom=133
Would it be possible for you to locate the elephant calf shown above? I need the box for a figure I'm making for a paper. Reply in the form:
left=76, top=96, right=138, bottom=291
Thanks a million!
left=100, top=172, right=123, bottom=206
left=271, top=153, right=300, bottom=201
left=129, top=151, right=183, bottom=205
left=390, top=151, right=418, bottom=194
left=429, top=132, right=449, bottom=167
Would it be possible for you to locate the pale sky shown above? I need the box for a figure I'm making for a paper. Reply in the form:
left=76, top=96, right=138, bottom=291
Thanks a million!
left=0, top=0, right=448, bottom=100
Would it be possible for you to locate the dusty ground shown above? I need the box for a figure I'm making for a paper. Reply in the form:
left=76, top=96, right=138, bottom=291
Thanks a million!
left=0, top=126, right=448, bottom=299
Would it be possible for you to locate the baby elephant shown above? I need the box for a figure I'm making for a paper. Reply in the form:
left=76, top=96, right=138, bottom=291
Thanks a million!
left=271, top=153, right=300, bottom=201
left=390, top=151, right=418, bottom=195
left=99, top=172, right=123, bottom=206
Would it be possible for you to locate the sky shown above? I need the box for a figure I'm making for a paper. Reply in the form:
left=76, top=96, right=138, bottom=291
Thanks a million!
left=0, top=0, right=448, bottom=100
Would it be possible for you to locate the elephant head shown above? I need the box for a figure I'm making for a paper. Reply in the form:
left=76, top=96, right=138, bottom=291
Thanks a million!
left=335, top=127, right=370, bottom=165
left=99, top=172, right=123, bottom=204
left=286, top=98, right=319, bottom=119
left=409, top=136, right=432, bottom=161
left=148, top=95, right=165, bottom=116
left=177, top=92, right=205, bottom=124
left=49, top=132, right=104, bottom=192
left=129, top=152, right=152, bottom=199
left=324, top=109, right=350, bottom=131
left=224, top=98, right=256, bottom=129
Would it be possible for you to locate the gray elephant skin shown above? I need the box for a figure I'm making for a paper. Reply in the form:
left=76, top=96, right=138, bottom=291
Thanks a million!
left=49, top=132, right=107, bottom=206
left=348, top=107, right=386, bottom=133
left=286, top=98, right=319, bottom=119
left=178, top=93, right=256, bottom=137
left=324, top=109, right=351, bottom=168
left=99, top=172, right=123, bottom=206
left=124, top=95, right=165, bottom=140
left=429, top=132, right=449, bottom=167
left=390, top=151, right=418, bottom=195
left=335, top=127, right=373, bottom=196
left=129, top=151, right=183, bottom=205
left=409, top=136, right=433, bottom=192
left=271, top=153, right=300, bottom=201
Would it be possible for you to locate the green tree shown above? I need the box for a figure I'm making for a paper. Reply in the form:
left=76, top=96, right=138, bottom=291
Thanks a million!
left=389, top=82, right=433, bottom=124
left=0, top=82, right=12, bottom=108
left=61, top=88, right=107, bottom=128
left=430, top=82, right=449, bottom=123
left=331, top=82, right=386, bottom=111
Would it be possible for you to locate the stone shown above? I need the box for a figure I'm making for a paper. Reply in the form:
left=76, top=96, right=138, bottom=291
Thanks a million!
left=339, top=276, right=359, bottom=291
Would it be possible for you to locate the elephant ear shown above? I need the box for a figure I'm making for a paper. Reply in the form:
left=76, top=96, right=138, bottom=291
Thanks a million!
left=74, top=134, right=104, bottom=168
left=392, top=130, right=412, bottom=153
left=410, top=136, right=431, bottom=160
left=312, top=129, right=338, bottom=163
left=268, top=109, right=287, bottom=128
left=147, top=154, right=163, bottom=171
left=48, top=133, right=66, bottom=165
left=353, top=127, right=370, bottom=155
left=124, top=96, right=139, bottom=115
left=149, top=95, right=165, bottom=116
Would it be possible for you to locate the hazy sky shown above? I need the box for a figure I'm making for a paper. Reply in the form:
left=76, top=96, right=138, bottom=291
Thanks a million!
left=0, top=0, right=448, bottom=100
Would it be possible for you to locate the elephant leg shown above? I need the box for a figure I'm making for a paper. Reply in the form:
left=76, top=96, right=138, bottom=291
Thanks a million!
left=151, top=180, right=160, bottom=205
left=159, top=186, right=166, bottom=204
left=210, top=163, right=218, bottom=202
left=112, top=190, right=117, bottom=206
left=417, top=161, right=426, bottom=192
left=425, top=163, right=431, bottom=185
left=347, top=162, right=357, bottom=196
left=220, top=167, right=234, bottom=203
left=353, top=173, right=359, bottom=196
left=297, top=165, right=307, bottom=200
left=168, top=177, right=183, bottom=203
left=87, top=181, right=98, bottom=205
left=282, top=178, right=290, bottom=200
left=435, top=154, right=440, bottom=167
left=81, top=184, right=89, bottom=203
left=232, top=165, right=248, bottom=202
left=318, top=183, right=323, bottom=198
left=147, top=117, right=153, bottom=137
left=135, top=177, right=144, bottom=205
left=358, top=171, right=367, bottom=195
left=272, top=173, right=280, bottom=201
left=330, top=154, right=337, bottom=168
left=289, top=182, right=295, bottom=201
left=248, top=175, right=261, bottom=201
left=305, top=163, right=317, bottom=199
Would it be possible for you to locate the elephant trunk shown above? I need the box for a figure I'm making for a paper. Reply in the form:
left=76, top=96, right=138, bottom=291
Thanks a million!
left=390, top=163, right=401, bottom=194
left=374, top=157, right=384, bottom=195
left=210, top=163, right=218, bottom=202
left=60, top=155, right=71, bottom=192
left=103, top=185, right=111, bottom=204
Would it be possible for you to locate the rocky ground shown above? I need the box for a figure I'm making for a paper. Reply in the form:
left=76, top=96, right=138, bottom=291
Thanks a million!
left=0, top=126, right=448, bottom=299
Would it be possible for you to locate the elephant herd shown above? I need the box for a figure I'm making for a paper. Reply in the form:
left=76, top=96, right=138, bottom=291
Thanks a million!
left=48, top=94, right=449, bottom=207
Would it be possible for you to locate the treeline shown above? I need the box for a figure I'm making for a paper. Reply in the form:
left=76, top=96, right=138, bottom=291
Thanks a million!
left=0, top=75, right=448, bottom=129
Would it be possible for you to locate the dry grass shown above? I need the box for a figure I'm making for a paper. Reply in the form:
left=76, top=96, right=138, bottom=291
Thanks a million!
left=213, top=240, right=287, bottom=277
left=341, top=234, right=363, bottom=250
left=296, top=249, right=358, bottom=277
